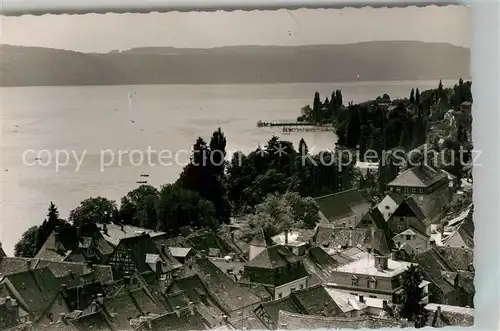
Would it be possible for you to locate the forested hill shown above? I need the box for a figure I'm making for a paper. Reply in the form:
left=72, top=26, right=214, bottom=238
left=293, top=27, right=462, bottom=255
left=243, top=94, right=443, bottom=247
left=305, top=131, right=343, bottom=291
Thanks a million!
left=0, top=41, right=470, bottom=86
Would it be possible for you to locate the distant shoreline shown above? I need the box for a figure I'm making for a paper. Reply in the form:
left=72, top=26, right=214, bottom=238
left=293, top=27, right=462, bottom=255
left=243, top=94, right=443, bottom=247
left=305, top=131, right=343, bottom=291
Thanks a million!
left=0, top=77, right=472, bottom=88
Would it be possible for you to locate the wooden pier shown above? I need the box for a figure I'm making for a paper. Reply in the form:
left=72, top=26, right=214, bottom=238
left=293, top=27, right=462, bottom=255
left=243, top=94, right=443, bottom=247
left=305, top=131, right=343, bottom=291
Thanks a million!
left=257, top=120, right=331, bottom=128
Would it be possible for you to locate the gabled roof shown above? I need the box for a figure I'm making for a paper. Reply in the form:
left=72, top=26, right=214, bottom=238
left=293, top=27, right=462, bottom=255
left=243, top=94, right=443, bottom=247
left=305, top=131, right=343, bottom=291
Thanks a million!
left=147, top=308, right=208, bottom=331
left=1, top=267, right=61, bottom=319
left=290, top=284, right=343, bottom=316
left=35, top=224, right=114, bottom=263
left=360, top=208, right=386, bottom=230
left=433, top=246, right=474, bottom=272
left=62, top=281, right=107, bottom=312
left=168, top=247, right=193, bottom=258
left=0, top=257, right=113, bottom=285
left=314, top=189, right=368, bottom=223
left=387, top=192, right=405, bottom=205
left=444, top=207, right=474, bottom=249
left=414, top=248, right=458, bottom=295
left=246, top=245, right=300, bottom=269
left=250, top=228, right=268, bottom=247
left=98, top=224, right=166, bottom=247
left=179, top=258, right=262, bottom=313
left=387, top=165, right=448, bottom=188
left=110, top=234, right=181, bottom=276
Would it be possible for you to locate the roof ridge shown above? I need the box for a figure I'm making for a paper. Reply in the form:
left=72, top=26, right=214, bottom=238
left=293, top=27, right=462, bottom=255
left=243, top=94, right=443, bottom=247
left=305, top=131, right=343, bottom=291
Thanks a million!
left=314, top=188, right=358, bottom=200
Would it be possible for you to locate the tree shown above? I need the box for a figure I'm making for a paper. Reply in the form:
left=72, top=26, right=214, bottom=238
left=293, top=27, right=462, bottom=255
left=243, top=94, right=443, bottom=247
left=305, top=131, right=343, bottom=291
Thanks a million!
left=400, top=265, right=427, bottom=323
left=119, top=185, right=159, bottom=229
left=36, top=202, right=71, bottom=253
left=209, top=127, right=227, bottom=177
left=69, top=197, right=118, bottom=226
left=244, top=191, right=319, bottom=238
left=156, top=183, right=217, bottom=232
left=14, top=226, right=39, bottom=257
left=409, top=88, right=415, bottom=104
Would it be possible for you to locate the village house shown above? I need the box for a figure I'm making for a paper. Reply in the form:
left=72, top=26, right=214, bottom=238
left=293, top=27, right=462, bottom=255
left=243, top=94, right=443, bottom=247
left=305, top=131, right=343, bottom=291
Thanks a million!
left=0, top=257, right=114, bottom=286
left=377, top=192, right=404, bottom=222
left=251, top=284, right=347, bottom=329
left=270, top=229, right=315, bottom=256
left=322, top=252, right=427, bottom=305
left=414, top=247, right=473, bottom=307
left=387, top=196, right=430, bottom=237
left=0, top=267, right=69, bottom=326
left=312, top=225, right=390, bottom=257
left=441, top=207, right=474, bottom=249
left=168, top=257, right=266, bottom=322
left=392, top=227, right=429, bottom=255
left=240, top=245, right=309, bottom=300
left=98, top=223, right=166, bottom=248
left=386, top=165, right=454, bottom=223
left=314, top=189, right=370, bottom=228
left=106, top=234, right=182, bottom=287
left=35, top=224, right=114, bottom=264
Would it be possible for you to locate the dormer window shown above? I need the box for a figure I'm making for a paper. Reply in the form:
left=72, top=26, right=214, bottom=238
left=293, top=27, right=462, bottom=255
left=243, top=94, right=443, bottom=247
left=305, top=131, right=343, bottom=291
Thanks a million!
left=351, top=275, right=358, bottom=286
left=368, top=277, right=377, bottom=289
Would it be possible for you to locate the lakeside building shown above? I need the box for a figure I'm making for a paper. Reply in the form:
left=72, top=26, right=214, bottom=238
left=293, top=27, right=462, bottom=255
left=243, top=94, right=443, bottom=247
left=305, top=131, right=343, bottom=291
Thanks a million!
left=314, top=189, right=370, bottom=229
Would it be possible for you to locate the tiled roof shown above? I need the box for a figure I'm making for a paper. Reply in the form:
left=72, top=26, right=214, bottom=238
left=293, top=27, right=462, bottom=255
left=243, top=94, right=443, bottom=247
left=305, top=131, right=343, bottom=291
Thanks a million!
left=35, top=224, right=114, bottom=263
left=69, top=310, right=114, bottom=331
left=168, top=247, right=192, bottom=258
left=314, top=189, right=368, bottom=223
left=359, top=208, right=386, bottom=230
left=387, top=192, right=405, bottom=205
left=277, top=310, right=401, bottom=330
left=387, top=165, right=448, bottom=188
left=0, top=299, right=20, bottom=330
left=256, top=297, right=301, bottom=328
left=147, top=308, right=208, bottom=331
left=414, top=248, right=457, bottom=295
left=0, top=258, right=114, bottom=286
left=102, top=291, right=143, bottom=330
left=182, top=258, right=262, bottom=313
left=290, top=284, right=343, bottom=316
left=0, top=244, right=6, bottom=258
left=324, top=288, right=368, bottom=313
left=313, top=226, right=390, bottom=255
left=98, top=224, right=166, bottom=247
left=334, top=254, right=413, bottom=278
left=425, top=303, right=474, bottom=327
left=445, top=208, right=474, bottom=248
left=1, top=267, right=61, bottom=320
left=249, top=228, right=268, bottom=247
left=271, top=229, right=315, bottom=246
left=62, top=281, right=107, bottom=312
left=434, top=246, right=474, bottom=271
left=246, top=245, right=299, bottom=269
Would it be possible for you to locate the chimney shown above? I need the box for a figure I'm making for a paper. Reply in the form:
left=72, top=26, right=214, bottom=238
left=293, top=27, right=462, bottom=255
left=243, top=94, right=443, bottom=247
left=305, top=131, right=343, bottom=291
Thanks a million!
left=221, top=314, right=228, bottom=324
left=429, top=239, right=436, bottom=247
left=61, top=284, right=68, bottom=297
left=102, top=223, right=108, bottom=235
left=284, top=230, right=289, bottom=245
left=97, top=293, right=104, bottom=305
left=188, top=301, right=195, bottom=315
left=375, top=256, right=389, bottom=271
left=145, top=316, right=152, bottom=329
left=161, top=244, right=167, bottom=256
left=174, top=306, right=181, bottom=317
left=436, top=306, right=442, bottom=320
left=348, top=226, right=353, bottom=247
left=382, top=300, right=388, bottom=310
left=359, top=295, right=364, bottom=303
left=121, top=223, right=124, bottom=231
left=60, top=313, right=68, bottom=325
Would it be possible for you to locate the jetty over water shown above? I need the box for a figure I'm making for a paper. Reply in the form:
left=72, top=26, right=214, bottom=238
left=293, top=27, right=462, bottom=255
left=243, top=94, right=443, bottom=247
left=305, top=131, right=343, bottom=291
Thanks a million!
left=257, top=120, right=332, bottom=128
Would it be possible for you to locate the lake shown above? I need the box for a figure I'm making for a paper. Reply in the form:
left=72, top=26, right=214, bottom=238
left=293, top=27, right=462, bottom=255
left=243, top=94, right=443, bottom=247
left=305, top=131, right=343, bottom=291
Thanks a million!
left=0, top=80, right=455, bottom=254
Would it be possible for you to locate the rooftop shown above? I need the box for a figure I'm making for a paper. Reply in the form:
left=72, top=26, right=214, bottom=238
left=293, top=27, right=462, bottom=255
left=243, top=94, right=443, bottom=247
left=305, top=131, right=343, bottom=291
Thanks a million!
left=98, top=223, right=166, bottom=247
left=333, top=255, right=413, bottom=278
left=277, top=310, right=401, bottom=330
left=271, top=229, right=315, bottom=246
left=314, top=189, right=368, bottom=223
left=387, top=165, right=448, bottom=188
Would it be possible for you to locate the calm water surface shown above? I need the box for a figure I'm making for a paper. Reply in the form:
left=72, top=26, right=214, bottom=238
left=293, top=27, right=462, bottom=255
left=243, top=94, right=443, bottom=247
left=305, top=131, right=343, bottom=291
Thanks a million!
left=0, top=80, right=454, bottom=254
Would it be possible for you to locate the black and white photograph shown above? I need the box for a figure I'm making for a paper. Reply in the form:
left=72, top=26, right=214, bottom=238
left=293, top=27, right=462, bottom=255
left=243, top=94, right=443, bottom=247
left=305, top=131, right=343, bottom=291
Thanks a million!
left=0, top=5, right=475, bottom=330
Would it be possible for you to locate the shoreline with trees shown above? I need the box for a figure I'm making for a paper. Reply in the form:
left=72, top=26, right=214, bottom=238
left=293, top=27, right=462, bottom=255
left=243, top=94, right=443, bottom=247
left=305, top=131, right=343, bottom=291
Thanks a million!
left=14, top=79, right=473, bottom=257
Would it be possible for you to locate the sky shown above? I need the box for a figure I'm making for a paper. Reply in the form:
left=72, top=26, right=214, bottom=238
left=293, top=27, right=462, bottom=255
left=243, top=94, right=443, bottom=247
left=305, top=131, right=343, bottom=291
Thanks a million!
left=0, top=5, right=470, bottom=53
